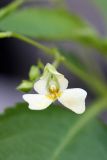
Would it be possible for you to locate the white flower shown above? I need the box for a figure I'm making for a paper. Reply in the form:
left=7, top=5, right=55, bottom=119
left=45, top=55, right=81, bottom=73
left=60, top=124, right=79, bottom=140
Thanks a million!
left=23, top=63, right=87, bottom=114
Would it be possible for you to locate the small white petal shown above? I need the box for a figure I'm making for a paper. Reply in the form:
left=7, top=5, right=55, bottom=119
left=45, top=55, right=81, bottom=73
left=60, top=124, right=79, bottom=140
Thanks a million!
left=58, top=88, right=87, bottom=114
left=23, top=94, right=53, bottom=110
left=34, top=77, right=48, bottom=94
left=57, top=75, right=68, bottom=91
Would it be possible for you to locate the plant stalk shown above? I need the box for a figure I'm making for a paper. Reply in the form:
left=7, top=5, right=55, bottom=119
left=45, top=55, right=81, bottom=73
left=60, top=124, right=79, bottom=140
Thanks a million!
left=0, top=31, right=107, bottom=95
left=0, top=0, right=25, bottom=20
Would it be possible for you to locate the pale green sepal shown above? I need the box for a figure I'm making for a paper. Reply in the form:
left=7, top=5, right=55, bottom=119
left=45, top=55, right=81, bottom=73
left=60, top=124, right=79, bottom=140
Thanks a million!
left=29, top=65, right=40, bottom=81
left=44, top=63, right=62, bottom=75
left=17, top=80, right=33, bottom=92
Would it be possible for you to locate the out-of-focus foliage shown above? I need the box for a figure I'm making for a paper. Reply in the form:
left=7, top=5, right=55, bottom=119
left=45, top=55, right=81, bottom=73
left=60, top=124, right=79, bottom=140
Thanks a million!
left=0, top=8, right=96, bottom=40
left=61, top=50, right=107, bottom=95
left=0, top=7, right=107, bottom=57
left=0, top=103, right=107, bottom=160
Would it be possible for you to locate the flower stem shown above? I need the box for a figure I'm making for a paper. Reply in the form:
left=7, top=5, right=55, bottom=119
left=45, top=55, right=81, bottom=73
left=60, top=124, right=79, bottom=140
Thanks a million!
left=0, top=0, right=25, bottom=20
left=12, top=33, right=107, bottom=95
left=0, top=31, right=107, bottom=95
left=0, top=32, right=12, bottom=38
left=12, top=33, right=65, bottom=68
left=12, top=32, right=53, bottom=55
left=0, top=31, right=63, bottom=65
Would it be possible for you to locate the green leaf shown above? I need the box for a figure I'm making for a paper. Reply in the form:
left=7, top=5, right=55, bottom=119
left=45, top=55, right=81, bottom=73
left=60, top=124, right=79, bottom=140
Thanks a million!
left=0, top=8, right=97, bottom=41
left=1, top=8, right=107, bottom=57
left=29, top=65, right=40, bottom=81
left=0, top=8, right=107, bottom=57
left=17, top=80, right=33, bottom=92
left=0, top=102, right=107, bottom=160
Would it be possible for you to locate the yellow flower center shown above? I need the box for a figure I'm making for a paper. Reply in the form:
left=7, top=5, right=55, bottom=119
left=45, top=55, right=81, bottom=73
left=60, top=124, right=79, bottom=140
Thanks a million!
left=47, top=85, right=62, bottom=100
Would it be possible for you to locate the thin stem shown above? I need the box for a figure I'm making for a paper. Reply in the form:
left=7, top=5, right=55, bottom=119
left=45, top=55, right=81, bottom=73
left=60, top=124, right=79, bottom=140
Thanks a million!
left=12, top=33, right=65, bottom=68
left=0, top=0, right=25, bottom=20
left=0, top=32, right=12, bottom=38
left=0, top=31, right=63, bottom=65
left=12, top=32, right=53, bottom=55
left=51, top=95, right=107, bottom=160
left=0, top=31, right=107, bottom=95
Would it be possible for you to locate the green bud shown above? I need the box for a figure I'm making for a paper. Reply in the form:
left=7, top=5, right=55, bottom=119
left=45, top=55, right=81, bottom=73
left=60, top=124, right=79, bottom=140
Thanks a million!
left=38, top=60, right=44, bottom=70
left=29, top=65, right=40, bottom=81
left=42, top=63, right=60, bottom=90
left=17, top=80, right=33, bottom=92
left=44, top=63, right=61, bottom=75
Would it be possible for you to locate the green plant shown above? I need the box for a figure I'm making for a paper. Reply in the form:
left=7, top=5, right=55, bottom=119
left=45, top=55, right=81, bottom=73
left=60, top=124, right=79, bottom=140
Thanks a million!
left=0, top=0, right=107, bottom=159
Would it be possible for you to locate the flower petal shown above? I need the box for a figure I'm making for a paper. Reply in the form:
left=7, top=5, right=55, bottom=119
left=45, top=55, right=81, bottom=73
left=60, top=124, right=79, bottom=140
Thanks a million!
left=57, top=75, right=68, bottom=91
left=23, top=94, right=53, bottom=110
left=34, top=77, right=48, bottom=94
left=58, top=88, right=87, bottom=114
